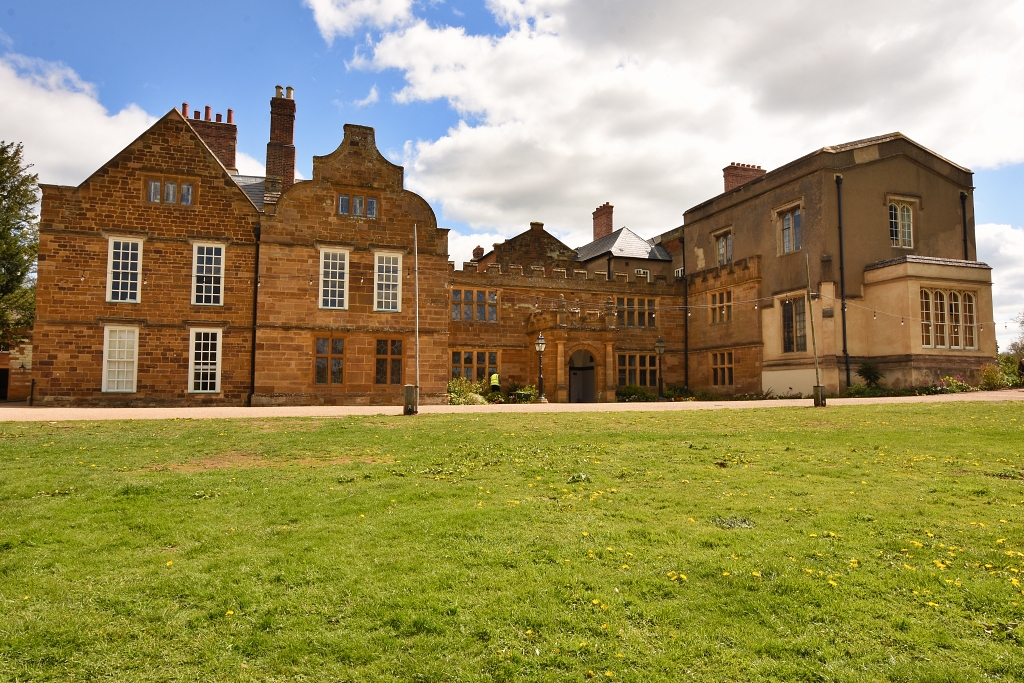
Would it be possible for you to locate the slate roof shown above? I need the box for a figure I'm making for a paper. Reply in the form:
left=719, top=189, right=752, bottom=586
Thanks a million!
left=574, top=227, right=672, bottom=263
left=231, top=175, right=266, bottom=210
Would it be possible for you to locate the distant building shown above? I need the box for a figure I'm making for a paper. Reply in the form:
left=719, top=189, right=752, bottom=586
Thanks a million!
left=30, top=88, right=994, bottom=406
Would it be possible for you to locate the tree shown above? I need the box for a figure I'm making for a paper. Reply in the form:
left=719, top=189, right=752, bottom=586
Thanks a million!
left=1007, top=309, right=1024, bottom=358
left=0, top=141, right=39, bottom=348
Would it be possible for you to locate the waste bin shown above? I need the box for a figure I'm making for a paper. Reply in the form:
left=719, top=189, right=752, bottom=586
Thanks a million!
left=404, top=385, right=418, bottom=415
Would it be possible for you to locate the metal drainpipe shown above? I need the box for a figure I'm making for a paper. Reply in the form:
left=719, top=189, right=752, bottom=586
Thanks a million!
left=679, top=230, right=689, bottom=391
left=248, top=223, right=261, bottom=407
left=960, top=191, right=970, bottom=260
left=835, top=175, right=851, bottom=390
left=606, top=255, right=612, bottom=281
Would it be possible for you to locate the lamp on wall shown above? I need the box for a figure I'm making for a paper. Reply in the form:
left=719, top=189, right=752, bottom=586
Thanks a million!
left=535, top=332, right=547, bottom=403
left=654, top=336, right=666, bottom=399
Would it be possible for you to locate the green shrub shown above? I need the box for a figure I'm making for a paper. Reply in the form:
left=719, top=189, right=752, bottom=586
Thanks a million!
left=856, top=361, right=885, bottom=387
left=979, top=363, right=1008, bottom=390
left=616, top=384, right=655, bottom=402
left=447, top=377, right=487, bottom=405
left=998, top=354, right=1023, bottom=387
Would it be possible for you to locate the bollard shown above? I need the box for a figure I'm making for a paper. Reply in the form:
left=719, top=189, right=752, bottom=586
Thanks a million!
left=812, top=385, right=826, bottom=407
left=403, top=384, right=418, bottom=415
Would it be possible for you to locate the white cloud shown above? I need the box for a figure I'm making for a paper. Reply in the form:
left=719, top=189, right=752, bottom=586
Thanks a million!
left=235, top=151, right=266, bottom=176
left=355, top=84, right=379, bottom=107
left=304, top=0, right=414, bottom=43
left=446, top=229, right=508, bottom=270
left=339, top=0, right=1024, bottom=250
left=976, top=223, right=1024, bottom=352
left=0, top=53, right=155, bottom=186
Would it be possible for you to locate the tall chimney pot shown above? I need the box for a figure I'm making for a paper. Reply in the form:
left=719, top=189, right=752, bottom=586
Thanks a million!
left=592, top=202, right=614, bottom=242
left=286, top=86, right=294, bottom=99
left=266, top=87, right=297, bottom=192
left=227, top=108, right=234, bottom=124
left=204, top=105, right=212, bottom=121
left=194, top=110, right=201, bottom=120
left=189, top=103, right=238, bottom=174
left=181, top=102, right=189, bottom=117
left=275, top=85, right=284, bottom=98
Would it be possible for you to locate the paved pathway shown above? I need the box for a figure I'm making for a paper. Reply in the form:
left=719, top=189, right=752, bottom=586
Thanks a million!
left=1, top=388, right=1021, bottom=422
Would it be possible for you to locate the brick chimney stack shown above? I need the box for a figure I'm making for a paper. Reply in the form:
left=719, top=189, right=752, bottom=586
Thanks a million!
left=723, top=163, right=765, bottom=192
left=266, top=85, right=296, bottom=192
left=187, top=102, right=238, bottom=174
left=472, top=245, right=484, bottom=260
left=593, top=202, right=613, bottom=241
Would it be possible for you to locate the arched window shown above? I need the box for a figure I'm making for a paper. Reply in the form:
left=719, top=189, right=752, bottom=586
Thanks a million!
left=919, top=289, right=932, bottom=347
left=900, top=205, right=913, bottom=247
left=948, top=292, right=961, bottom=348
left=933, top=291, right=946, bottom=347
left=889, top=203, right=913, bottom=248
left=963, top=293, right=976, bottom=348
left=780, top=209, right=802, bottom=254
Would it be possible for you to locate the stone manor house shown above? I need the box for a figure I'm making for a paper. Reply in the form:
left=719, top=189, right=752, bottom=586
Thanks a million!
left=27, top=87, right=995, bottom=406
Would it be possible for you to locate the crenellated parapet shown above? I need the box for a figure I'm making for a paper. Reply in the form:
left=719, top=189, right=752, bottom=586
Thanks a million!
left=451, top=260, right=677, bottom=294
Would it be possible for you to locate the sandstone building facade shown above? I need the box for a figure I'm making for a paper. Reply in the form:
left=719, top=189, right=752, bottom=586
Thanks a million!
left=29, top=89, right=995, bottom=406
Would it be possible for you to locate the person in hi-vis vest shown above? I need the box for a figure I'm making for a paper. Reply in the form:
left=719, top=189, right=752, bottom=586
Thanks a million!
left=490, top=372, right=500, bottom=395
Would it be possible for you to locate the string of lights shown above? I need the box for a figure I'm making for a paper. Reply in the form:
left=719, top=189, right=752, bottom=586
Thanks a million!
left=74, top=270, right=1019, bottom=330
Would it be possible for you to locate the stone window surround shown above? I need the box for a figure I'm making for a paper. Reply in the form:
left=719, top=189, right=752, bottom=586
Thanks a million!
left=318, top=247, right=350, bottom=310
left=143, top=176, right=198, bottom=207
left=101, top=325, right=139, bottom=393
left=192, top=242, right=226, bottom=306
left=711, top=350, right=734, bottom=386
left=919, top=287, right=977, bottom=350
left=886, top=193, right=920, bottom=249
left=772, top=198, right=804, bottom=256
left=188, top=327, right=222, bottom=394
left=710, top=289, right=732, bottom=324
left=337, top=193, right=379, bottom=219
left=712, top=227, right=733, bottom=267
left=313, top=335, right=345, bottom=385
left=105, top=236, right=144, bottom=304
left=451, top=349, right=499, bottom=381
left=373, top=251, right=402, bottom=313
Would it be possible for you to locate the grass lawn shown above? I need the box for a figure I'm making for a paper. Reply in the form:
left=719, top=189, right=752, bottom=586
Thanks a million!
left=1, top=403, right=1023, bottom=682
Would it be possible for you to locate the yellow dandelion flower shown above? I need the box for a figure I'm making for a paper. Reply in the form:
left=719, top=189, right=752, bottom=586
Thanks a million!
left=752, top=571, right=761, bottom=578
left=226, top=610, right=234, bottom=615
left=927, top=602, right=939, bottom=607
left=166, top=561, right=173, bottom=566
left=828, top=580, right=837, bottom=587
left=593, top=599, right=601, bottom=605
left=723, top=571, right=730, bottom=576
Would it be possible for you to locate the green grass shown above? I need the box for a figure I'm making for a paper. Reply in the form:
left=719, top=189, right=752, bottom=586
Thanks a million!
left=1, top=404, right=1023, bottom=682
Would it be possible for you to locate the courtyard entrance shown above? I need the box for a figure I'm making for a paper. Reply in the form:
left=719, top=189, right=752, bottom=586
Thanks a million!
left=568, top=350, right=596, bottom=403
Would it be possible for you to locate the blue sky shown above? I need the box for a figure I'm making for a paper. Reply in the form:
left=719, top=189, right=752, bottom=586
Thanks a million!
left=2, top=0, right=1022, bottom=346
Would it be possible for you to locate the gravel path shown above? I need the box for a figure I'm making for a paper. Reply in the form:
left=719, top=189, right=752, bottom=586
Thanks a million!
left=1, top=388, right=1021, bottom=422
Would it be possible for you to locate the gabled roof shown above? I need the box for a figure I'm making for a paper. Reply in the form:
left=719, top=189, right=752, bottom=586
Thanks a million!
left=817, top=132, right=969, bottom=172
left=575, top=227, right=672, bottom=262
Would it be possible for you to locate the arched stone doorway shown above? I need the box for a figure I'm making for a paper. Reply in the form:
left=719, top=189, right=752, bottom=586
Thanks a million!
left=568, top=349, right=596, bottom=403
